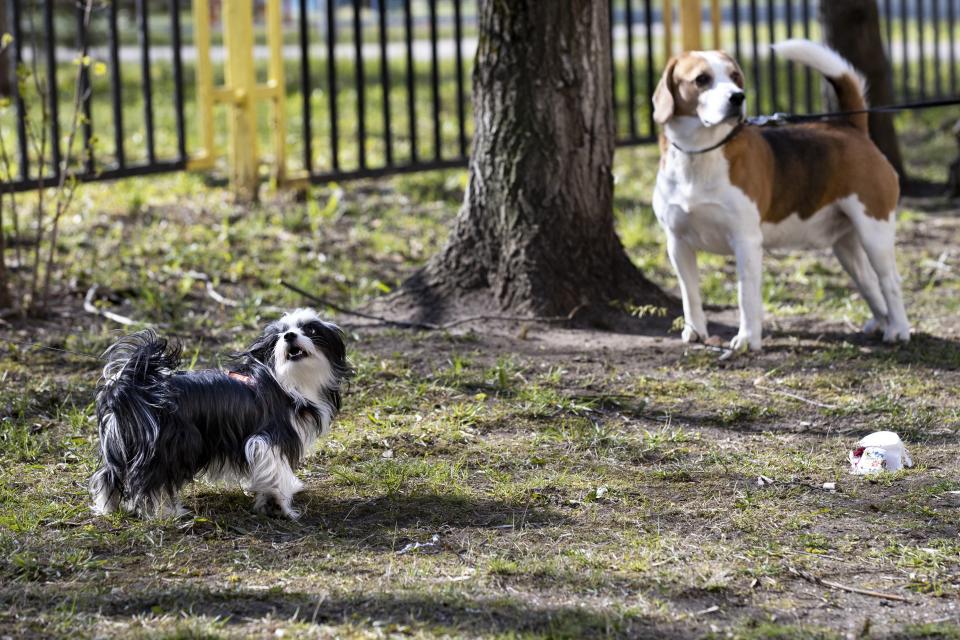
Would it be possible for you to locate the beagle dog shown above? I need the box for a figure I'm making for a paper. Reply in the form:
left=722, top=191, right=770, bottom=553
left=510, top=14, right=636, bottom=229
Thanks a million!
left=651, top=39, right=910, bottom=351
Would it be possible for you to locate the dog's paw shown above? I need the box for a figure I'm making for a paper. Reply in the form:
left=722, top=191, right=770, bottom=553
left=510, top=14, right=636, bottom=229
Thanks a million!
left=682, top=325, right=708, bottom=344
left=862, top=317, right=887, bottom=336
left=254, top=494, right=286, bottom=518
left=142, top=503, right=189, bottom=520
left=882, top=323, right=911, bottom=344
left=255, top=494, right=301, bottom=519
left=730, top=332, right=762, bottom=352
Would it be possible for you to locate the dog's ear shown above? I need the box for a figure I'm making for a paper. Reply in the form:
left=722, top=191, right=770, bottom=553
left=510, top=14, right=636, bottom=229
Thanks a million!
left=241, top=322, right=280, bottom=365
left=315, top=322, right=351, bottom=378
left=653, top=57, right=679, bottom=125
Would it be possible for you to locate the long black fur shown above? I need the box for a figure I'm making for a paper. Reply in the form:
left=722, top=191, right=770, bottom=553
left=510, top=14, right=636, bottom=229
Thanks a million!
left=89, top=317, right=348, bottom=516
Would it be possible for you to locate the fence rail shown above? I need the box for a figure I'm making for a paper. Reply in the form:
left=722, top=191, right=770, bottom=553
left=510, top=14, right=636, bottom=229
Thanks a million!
left=1, top=0, right=189, bottom=194
left=0, top=0, right=957, bottom=194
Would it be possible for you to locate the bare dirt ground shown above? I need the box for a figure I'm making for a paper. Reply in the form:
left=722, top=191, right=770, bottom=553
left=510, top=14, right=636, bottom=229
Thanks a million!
left=1, top=152, right=959, bottom=637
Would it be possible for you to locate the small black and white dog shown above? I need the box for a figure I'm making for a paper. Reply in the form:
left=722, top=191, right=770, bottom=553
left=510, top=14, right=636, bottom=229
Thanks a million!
left=88, top=309, right=349, bottom=519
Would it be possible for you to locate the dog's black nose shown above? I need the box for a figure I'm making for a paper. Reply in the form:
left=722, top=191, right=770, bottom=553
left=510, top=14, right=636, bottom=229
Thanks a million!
left=284, top=331, right=298, bottom=342
left=729, top=92, right=745, bottom=106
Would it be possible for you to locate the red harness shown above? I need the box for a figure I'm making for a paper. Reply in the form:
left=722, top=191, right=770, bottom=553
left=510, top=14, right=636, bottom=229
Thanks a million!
left=227, top=371, right=255, bottom=386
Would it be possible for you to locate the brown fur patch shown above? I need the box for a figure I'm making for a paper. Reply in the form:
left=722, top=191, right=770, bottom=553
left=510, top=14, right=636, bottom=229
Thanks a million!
left=828, top=74, right=869, bottom=133
left=653, top=53, right=711, bottom=123
left=723, top=123, right=898, bottom=222
left=670, top=55, right=712, bottom=117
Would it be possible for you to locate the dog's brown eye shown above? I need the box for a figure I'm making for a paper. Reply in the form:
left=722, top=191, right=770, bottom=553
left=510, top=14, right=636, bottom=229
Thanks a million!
left=731, top=71, right=742, bottom=85
left=695, top=73, right=712, bottom=87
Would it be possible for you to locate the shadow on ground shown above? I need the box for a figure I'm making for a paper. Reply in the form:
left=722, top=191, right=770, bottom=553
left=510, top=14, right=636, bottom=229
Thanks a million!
left=181, top=490, right=571, bottom=548
left=3, top=586, right=683, bottom=639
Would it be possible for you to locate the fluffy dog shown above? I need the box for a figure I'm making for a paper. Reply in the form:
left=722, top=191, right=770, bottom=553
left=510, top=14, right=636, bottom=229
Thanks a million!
left=652, top=39, right=910, bottom=351
left=88, top=309, right=349, bottom=519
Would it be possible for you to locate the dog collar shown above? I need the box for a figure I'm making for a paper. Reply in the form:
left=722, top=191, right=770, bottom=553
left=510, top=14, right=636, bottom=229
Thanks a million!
left=670, top=121, right=745, bottom=155
left=228, top=371, right=255, bottom=386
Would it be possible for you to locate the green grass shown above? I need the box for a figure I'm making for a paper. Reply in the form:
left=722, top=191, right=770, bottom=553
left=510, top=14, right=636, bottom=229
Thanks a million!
left=1, top=144, right=959, bottom=636
left=2, top=35, right=960, bottom=639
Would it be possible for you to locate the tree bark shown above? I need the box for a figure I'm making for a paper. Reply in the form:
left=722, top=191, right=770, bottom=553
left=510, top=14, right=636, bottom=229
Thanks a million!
left=819, top=0, right=905, bottom=178
left=396, top=0, right=669, bottom=327
left=949, top=120, right=960, bottom=198
left=0, top=0, right=11, bottom=98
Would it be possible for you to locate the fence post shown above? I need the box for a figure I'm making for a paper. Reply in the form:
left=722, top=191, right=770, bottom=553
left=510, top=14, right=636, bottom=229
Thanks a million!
left=266, top=0, right=287, bottom=186
left=223, top=0, right=259, bottom=200
left=711, top=0, right=721, bottom=48
left=679, top=0, right=702, bottom=51
left=663, top=0, right=673, bottom=58
left=188, top=0, right=215, bottom=170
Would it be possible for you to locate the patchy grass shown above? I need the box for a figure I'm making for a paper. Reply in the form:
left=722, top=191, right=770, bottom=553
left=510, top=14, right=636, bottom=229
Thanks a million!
left=2, top=114, right=960, bottom=638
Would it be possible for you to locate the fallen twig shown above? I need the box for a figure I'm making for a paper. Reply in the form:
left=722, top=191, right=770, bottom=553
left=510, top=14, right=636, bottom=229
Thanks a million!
left=754, top=383, right=838, bottom=410
left=397, top=534, right=440, bottom=555
left=205, top=280, right=239, bottom=307
left=694, top=343, right=736, bottom=360
left=790, top=566, right=911, bottom=603
left=438, top=304, right=586, bottom=330
left=171, top=270, right=287, bottom=313
left=780, top=549, right=848, bottom=563
left=281, top=280, right=439, bottom=330
left=693, top=605, right=720, bottom=617
left=161, top=269, right=240, bottom=308
left=84, top=285, right=139, bottom=326
left=280, top=280, right=582, bottom=331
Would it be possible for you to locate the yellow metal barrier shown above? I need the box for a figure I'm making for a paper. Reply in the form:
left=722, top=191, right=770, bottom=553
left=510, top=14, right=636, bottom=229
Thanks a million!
left=187, top=0, right=214, bottom=170
left=185, top=1, right=717, bottom=194
left=665, top=0, right=724, bottom=56
left=711, top=0, right=722, bottom=48
left=679, top=0, right=701, bottom=51
left=189, top=0, right=288, bottom=199
left=266, top=0, right=287, bottom=185
left=223, top=0, right=258, bottom=199
left=663, top=0, right=673, bottom=60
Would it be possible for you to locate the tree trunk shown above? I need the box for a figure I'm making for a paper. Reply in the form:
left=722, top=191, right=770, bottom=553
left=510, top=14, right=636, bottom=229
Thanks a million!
left=820, top=0, right=905, bottom=178
left=396, top=0, right=669, bottom=327
left=0, top=198, right=10, bottom=310
left=948, top=120, right=960, bottom=198
left=0, top=0, right=11, bottom=98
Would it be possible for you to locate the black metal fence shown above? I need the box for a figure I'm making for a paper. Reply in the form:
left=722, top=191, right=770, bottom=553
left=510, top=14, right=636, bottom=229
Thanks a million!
left=298, top=0, right=474, bottom=183
left=0, top=0, right=957, bottom=194
left=298, top=0, right=960, bottom=183
left=0, top=0, right=188, bottom=193
left=719, top=0, right=960, bottom=119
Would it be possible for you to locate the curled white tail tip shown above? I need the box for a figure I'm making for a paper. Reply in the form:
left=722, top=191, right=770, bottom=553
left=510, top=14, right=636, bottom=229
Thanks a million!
left=771, top=38, right=866, bottom=94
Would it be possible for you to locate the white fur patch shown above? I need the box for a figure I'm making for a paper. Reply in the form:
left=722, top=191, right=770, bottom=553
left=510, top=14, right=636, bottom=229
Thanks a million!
left=89, top=468, right=120, bottom=515
left=280, top=307, right=326, bottom=328
left=695, top=51, right=744, bottom=127
left=272, top=308, right=339, bottom=404
left=245, top=436, right=304, bottom=518
left=772, top=39, right=866, bottom=93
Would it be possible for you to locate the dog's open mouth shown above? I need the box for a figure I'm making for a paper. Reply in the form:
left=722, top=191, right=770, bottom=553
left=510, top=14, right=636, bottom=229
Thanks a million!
left=286, top=344, right=308, bottom=361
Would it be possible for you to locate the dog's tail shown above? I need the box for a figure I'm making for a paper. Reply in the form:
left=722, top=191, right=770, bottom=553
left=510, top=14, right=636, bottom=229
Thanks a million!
left=772, top=39, right=868, bottom=134
left=89, top=329, right=182, bottom=513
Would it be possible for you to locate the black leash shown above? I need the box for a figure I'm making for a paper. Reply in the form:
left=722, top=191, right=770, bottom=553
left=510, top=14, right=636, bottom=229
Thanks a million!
left=748, top=96, right=960, bottom=126
left=670, top=96, right=960, bottom=154
left=670, top=121, right=745, bottom=154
